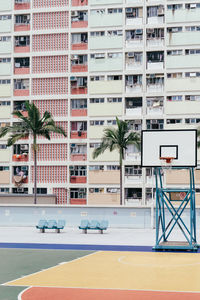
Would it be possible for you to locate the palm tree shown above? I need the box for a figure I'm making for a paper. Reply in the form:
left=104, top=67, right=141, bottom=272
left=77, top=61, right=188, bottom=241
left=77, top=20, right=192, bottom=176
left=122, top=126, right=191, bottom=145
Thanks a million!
left=0, top=101, right=67, bottom=204
left=92, top=117, right=140, bottom=205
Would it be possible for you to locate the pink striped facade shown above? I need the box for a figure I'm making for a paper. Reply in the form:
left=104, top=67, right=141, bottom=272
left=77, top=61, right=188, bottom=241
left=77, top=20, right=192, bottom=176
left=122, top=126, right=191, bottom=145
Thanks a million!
left=31, top=166, right=68, bottom=183
left=32, top=77, right=68, bottom=95
left=32, top=34, right=68, bottom=52
left=33, top=100, right=67, bottom=117
left=32, top=56, right=68, bottom=74
left=33, top=0, right=68, bottom=8
left=33, top=144, right=68, bottom=161
left=33, top=12, right=69, bottom=30
left=53, top=188, right=67, bottom=205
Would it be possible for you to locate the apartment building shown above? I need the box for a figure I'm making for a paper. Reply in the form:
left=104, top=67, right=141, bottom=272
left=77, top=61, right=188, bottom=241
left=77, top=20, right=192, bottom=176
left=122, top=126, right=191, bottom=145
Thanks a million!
left=0, top=0, right=200, bottom=206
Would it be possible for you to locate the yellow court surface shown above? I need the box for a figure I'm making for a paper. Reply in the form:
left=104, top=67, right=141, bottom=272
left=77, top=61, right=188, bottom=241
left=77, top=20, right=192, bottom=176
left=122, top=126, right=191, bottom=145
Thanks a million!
left=5, top=251, right=200, bottom=293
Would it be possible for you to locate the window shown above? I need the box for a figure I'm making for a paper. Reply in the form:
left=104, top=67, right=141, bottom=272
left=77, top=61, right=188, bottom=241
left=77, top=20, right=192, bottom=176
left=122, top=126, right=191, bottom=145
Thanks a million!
left=107, top=30, right=122, bottom=36
left=107, top=165, right=120, bottom=170
left=167, top=50, right=182, bottom=56
left=33, top=188, right=47, bottom=194
left=107, top=52, right=122, bottom=58
left=0, top=144, right=7, bottom=149
left=108, top=8, right=122, bottom=13
left=0, top=80, right=11, bottom=84
left=0, top=36, right=11, bottom=42
left=90, top=31, right=105, bottom=37
left=167, top=73, right=182, bottom=78
left=90, top=53, right=105, bottom=59
left=0, top=58, right=11, bottom=63
left=89, top=165, right=104, bottom=171
left=89, top=188, right=104, bottom=193
left=185, top=3, right=200, bottom=9
left=70, top=188, right=86, bottom=199
left=90, top=120, right=104, bottom=126
left=0, top=166, right=9, bottom=171
left=0, top=188, right=9, bottom=193
left=90, top=76, right=104, bottom=81
left=107, top=120, right=117, bottom=125
left=90, top=9, right=105, bottom=15
left=146, top=119, right=164, bottom=130
left=185, top=72, right=200, bottom=78
left=125, top=166, right=142, bottom=176
left=185, top=118, right=200, bottom=124
left=107, top=188, right=120, bottom=193
left=185, top=95, right=200, bottom=101
left=167, top=27, right=182, bottom=33
left=167, top=4, right=182, bottom=10
left=167, top=119, right=182, bottom=124
left=107, top=98, right=122, bottom=103
left=185, top=26, right=200, bottom=31
left=107, top=75, right=122, bottom=81
left=167, top=95, right=182, bottom=101
left=185, top=49, right=200, bottom=55
left=15, top=36, right=30, bottom=47
left=90, top=143, right=101, bottom=148
left=90, top=98, right=104, bottom=103
left=0, top=15, right=11, bottom=20
left=71, top=99, right=87, bottom=109
left=15, top=14, right=30, bottom=25
left=70, top=166, right=86, bottom=176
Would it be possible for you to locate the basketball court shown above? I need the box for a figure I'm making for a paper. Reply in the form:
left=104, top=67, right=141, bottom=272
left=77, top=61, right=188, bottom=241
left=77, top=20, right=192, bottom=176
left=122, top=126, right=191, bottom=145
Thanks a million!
left=2, top=248, right=200, bottom=300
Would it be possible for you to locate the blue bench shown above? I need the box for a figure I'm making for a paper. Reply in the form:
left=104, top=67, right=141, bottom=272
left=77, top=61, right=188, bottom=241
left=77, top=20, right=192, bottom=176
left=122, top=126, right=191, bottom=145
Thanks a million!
left=79, top=219, right=109, bottom=234
left=36, top=219, right=66, bottom=233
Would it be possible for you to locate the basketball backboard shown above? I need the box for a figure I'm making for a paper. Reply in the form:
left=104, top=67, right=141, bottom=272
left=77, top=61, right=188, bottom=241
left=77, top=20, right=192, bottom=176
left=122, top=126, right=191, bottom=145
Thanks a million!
left=141, top=129, right=197, bottom=167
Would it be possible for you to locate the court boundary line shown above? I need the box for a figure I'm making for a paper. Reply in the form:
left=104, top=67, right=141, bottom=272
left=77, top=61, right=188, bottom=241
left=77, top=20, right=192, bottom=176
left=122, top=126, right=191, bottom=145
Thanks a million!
left=2, top=251, right=99, bottom=286
left=0, top=242, right=153, bottom=252
left=10, top=285, right=200, bottom=295
left=18, top=286, right=31, bottom=300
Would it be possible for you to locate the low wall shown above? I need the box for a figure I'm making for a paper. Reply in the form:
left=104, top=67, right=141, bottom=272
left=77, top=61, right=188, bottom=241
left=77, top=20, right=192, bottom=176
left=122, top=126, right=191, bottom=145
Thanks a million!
left=0, top=205, right=153, bottom=228
left=0, top=194, right=56, bottom=205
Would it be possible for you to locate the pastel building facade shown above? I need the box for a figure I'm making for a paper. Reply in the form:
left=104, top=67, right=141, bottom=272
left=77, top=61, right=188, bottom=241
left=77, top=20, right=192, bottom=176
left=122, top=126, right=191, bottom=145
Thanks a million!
left=0, top=0, right=200, bottom=206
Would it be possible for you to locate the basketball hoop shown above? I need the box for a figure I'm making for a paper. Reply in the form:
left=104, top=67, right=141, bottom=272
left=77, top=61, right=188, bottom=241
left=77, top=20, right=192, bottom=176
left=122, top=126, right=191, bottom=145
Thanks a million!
left=160, top=157, right=174, bottom=164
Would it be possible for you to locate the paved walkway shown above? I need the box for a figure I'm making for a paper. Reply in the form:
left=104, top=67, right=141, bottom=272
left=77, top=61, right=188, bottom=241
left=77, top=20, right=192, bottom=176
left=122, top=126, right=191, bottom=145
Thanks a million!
left=0, top=227, right=198, bottom=247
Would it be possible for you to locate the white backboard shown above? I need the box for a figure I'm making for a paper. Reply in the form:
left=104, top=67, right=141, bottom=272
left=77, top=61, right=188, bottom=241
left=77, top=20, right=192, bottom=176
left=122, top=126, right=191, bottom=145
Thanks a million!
left=141, top=130, right=197, bottom=167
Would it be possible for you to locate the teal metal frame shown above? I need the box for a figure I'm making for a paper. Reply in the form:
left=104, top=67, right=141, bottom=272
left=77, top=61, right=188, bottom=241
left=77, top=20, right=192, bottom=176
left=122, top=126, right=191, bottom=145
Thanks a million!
left=154, top=167, right=199, bottom=251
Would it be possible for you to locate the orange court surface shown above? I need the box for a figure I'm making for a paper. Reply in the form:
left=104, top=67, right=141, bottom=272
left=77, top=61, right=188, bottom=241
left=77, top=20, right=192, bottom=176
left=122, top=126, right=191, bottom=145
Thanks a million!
left=3, top=250, right=200, bottom=300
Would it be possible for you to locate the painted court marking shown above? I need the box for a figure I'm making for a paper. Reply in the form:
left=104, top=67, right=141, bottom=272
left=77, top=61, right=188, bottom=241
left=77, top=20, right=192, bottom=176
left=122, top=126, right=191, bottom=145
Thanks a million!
left=19, top=287, right=200, bottom=300
left=5, top=251, right=200, bottom=294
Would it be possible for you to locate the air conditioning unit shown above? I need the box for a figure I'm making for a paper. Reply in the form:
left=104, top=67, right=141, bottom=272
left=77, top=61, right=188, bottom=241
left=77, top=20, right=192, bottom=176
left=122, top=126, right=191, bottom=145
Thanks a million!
left=95, top=54, right=105, bottom=59
left=190, top=3, right=196, bottom=8
left=135, top=29, right=142, bottom=35
left=17, top=187, right=24, bottom=193
left=190, top=72, right=196, bottom=77
left=128, top=52, right=134, bottom=58
left=151, top=119, right=158, bottom=124
left=158, top=6, right=164, bottom=15
left=126, top=7, right=133, bottom=13
left=172, top=27, right=179, bottom=32
left=72, top=55, right=79, bottom=60
left=70, top=76, right=77, bottom=81
left=20, top=144, right=28, bottom=150
left=71, top=11, right=78, bottom=17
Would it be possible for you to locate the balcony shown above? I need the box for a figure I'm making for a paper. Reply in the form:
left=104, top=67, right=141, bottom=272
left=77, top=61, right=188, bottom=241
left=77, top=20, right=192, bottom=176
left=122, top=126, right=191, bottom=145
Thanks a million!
left=125, top=188, right=142, bottom=206
left=71, top=54, right=88, bottom=73
left=71, top=77, right=87, bottom=95
left=14, top=57, right=30, bottom=75
left=13, top=153, right=29, bottom=162
left=13, top=166, right=29, bottom=186
left=70, top=176, right=87, bottom=183
left=14, top=14, right=30, bottom=32
left=14, top=80, right=29, bottom=97
left=147, top=6, right=165, bottom=25
left=70, top=153, right=87, bottom=161
left=125, top=145, right=140, bottom=162
left=70, top=187, right=87, bottom=205
left=126, top=30, right=143, bottom=48
left=13, top=102, right=28, bottom=117
left=125, top=75, right=143, bottom=94
left=126, top=8, right=143, bottom=26
left=125, top=98, right=142, bottom=116
left=71, top=85, right=87, bottom=95
left=71, top=11, right=88, bottom=28
left=71, top=99, right=87, bottom=117
left=71, top=109, right=87, bottom=117
left=71, top=121, right=87, bottom=139
left=147, top=51, right=164, bottom=70
left=71, top=0, right=88, bottom=6
left=125, top=52, right=142, bottom=71
left=70, top=144, right=87, bottom=161
left=146, top=75, right=164, bottom=93
left=14, top=0, right=30, bottom=10
left=71, top=33, right=88, bottom=50
left=146, top=28, right=164, bottom=48
left=14, top=36, right=30, bottom=53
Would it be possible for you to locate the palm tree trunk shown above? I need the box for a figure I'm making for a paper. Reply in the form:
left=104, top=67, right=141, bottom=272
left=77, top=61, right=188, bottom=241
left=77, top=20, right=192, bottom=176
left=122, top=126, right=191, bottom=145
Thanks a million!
left=33, top=135, right=37, bottom=205
left=119, top=150, right=123, bottom=205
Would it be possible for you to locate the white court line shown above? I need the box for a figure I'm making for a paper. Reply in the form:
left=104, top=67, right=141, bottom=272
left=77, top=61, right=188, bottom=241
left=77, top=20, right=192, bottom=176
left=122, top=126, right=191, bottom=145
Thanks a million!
left=3, top=251, right=100, bottom=286
left=18, top=286, right=31, bottom=300
left=118, top=255, right=200, bottom=268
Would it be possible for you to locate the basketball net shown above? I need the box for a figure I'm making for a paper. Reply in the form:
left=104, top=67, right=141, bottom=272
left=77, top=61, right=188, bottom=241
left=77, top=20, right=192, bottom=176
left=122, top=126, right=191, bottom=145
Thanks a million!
left=160, top=157, right=174, bottom=172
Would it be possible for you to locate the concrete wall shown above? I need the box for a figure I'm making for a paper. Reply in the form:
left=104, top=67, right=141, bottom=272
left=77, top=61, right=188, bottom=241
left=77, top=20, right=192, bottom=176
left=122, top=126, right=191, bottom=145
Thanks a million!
left=88, top=193, right=120, bottom=205
left=0, top=195, right=56, bottom=205
left=90, top=13, right=123, bottom=27
left=0, top=0, right=12, bottom=11
left=90, top=36, right=123, bottom=50
left=0, top=42, right=12, bottom=54
left=166, top=9, right=200, bottom=23
left=167, top=32, right=200, bottom=46
left=0, top=205, right=152, bottom=228
left=89, top=0, right=122, bottom=5
left=89, top=148, right=119, bottom=162
left=89, top=102, right=123, bottom=117
left=89, top=80, right=123, bottom=94
left=89, top=57, right=123, bottom=72
left=166, top=78, right=200, bottom=92
left=0, top=149, right=10, bottom=162
left=0, top=105, right=11, bottom=118
left=89, top=170, right=120, bottom=184
left=0, top=63, right=12, bottom=76
left=165, top=101, right=200, bottom=115
left=0, top=85, right=11, bottom=97
left=166, top=55, right=200, bottom=69
left=0, top=171, right=10, bottom=184
left=0, top=20, right=12, bottom=33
